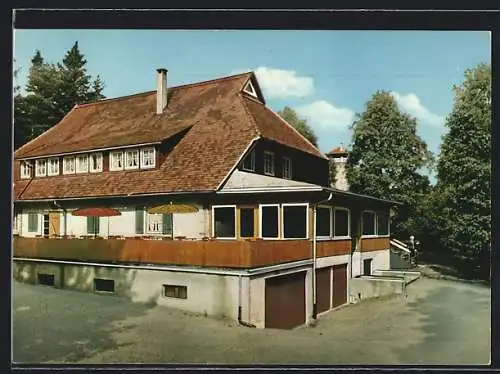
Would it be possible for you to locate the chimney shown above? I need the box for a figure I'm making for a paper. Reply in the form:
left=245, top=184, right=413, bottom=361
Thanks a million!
left=156, top=68, right=168, bottom=114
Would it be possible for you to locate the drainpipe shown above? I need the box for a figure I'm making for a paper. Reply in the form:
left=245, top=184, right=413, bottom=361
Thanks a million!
left=237, top=274, right=256, bottom=328
left=312, top=192, right=333, bottom=320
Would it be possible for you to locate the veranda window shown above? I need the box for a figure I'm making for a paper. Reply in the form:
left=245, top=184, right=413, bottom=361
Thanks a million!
left=362, top=211, right=376, bottom=236
left=260, top=204, right=279, bottom=238
left=213, top=206, right=236, bottom=239
left=316, top=206, right=331, bottom=237
left=334, top=208, right=350, bottom=238
left=377, top=211, right=389, bottom=236
left=282, top=204, right=308, bottom=239
left=239, top=207, right=255, bottom=237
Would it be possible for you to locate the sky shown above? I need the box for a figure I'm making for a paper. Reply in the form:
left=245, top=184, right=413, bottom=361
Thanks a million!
left=13, top=30, right=491, bottom=182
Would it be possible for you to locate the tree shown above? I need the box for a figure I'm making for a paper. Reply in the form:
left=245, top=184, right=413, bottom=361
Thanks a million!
left=346, top=90, right=434, bottom=238
left=435, top=63, right=491, bottom=271
left=277, top=106, right=319, bottom=148
left=14, top=42, right=106, bottom=149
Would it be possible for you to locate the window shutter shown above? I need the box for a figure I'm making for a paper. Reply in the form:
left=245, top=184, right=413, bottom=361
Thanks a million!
left=135, top=209, right=144, bottom=234
left=162, top=213, right=173, bottom=236
left=87, top=217, right=100, bottom=234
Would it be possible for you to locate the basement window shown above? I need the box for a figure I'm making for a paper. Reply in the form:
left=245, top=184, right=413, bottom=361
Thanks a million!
left=239, top=207, right=255, bottom=238
left=163, top=285, right=187, bottom=299
left=282, top=204, right=308, bottom=239
left=213, top=206, right=236, bottom=239
left=94, top=278, right=115, bottom=293
left=37, top=273, right=55, bottom=286
left=377, top=211, right=389, bottom=236
left=362, top=211, right=376, bottom=236
left=260, top=204, right=279, bottom=239
left=334, top=208, right=350, bottom=238
left=316, top=206, right=331, bottom=237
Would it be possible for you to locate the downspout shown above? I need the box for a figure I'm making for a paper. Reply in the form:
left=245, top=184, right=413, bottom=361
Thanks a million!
left=237, top=274, right=256, bottom=328
left=312, top=192, right=333, bottom=320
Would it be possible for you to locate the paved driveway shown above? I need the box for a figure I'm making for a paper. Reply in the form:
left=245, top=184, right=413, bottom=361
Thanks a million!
left=12, top=276, right=490, bottom=365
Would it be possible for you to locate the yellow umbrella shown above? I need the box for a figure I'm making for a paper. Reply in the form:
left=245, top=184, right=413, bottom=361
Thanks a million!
left=147, top=203, right=199, bottom=214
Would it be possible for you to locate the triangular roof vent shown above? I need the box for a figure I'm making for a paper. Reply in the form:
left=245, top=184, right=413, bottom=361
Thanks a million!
left=243, top=81, right=258, bottom=98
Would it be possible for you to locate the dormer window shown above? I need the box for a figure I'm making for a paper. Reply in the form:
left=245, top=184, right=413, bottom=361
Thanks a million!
left=76, top=154, right=89, bottom=173
left=140, top=147, right=156, bottom=169
left=47, top=158, right=60, bottom=176
left=20, top=161, right=32, bottom=179
left=283, top=156, right=292, bottom=179
left=242, top=149, right=255, bottom=172
left=243, top=81, right=258, bottom=98
left=264, top=151, right=275, bottom=176
left=110, top=151, right=124, bottom=171
left=125, top=149, right=139, bottom=170
left=89, top=153, right=103, bottom=173
left=63, top=157, right=75, bottom=174
left=35, top=159, right=47, bottom=177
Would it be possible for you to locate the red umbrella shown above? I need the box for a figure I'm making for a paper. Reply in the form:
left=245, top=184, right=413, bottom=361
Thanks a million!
left=71, top=207, right=122, bottom=238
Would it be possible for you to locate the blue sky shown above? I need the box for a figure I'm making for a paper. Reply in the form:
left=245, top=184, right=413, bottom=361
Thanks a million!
left=13, top=30, right=490, bottom=181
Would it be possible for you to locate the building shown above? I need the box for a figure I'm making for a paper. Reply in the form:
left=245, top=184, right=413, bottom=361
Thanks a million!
left=326, top=144, right=349, bottom=191
left=12, top=69, right=399, bottom=329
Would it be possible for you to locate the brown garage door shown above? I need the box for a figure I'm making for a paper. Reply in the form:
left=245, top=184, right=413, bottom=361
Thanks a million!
left=332, top=264, right=347, bottom=308
left=265, top=271, right=306, bottom=329
left=316, top=267, right=331, bottom=314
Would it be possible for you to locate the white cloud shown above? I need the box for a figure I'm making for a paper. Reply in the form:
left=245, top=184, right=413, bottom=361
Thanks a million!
left=231, top=67, right=314, bottom=99
left=390, top=91, right=444, bottom=127
left=295, top=100, right=355, bottom=131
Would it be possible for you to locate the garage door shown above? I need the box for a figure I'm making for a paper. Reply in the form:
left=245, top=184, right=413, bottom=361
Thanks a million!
left=316, top=267, right=331, bottom=314
left=332, top=264, right=347, bottom=308
left=265, top=271, right=306, bottom=329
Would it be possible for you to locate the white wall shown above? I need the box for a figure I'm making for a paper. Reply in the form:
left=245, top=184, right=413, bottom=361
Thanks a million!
left=172, top=209, right=207, bottom=238
left=362, top=249, right=390, bottom=272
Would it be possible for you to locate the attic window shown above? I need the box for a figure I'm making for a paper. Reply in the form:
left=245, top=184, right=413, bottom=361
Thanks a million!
left=35, top=159, right=47, bottom=177
left=47, top=158, right=60, bottom=176
left=20, top=161, right=32, bottom=179
left=242, top=149, right=255, bottom=172
left=89, top=153, right=103, bottom=173
left=110, top=151, right=124, bottom=171
left=76, top=155, right=89, bottom=173
left=243, top=81, right=257, bottom=98
left=125, top=149, right=139, bottom=170
left=140, top=147, right=156, bottom=169
left=63, top=157, right=75, bottom=174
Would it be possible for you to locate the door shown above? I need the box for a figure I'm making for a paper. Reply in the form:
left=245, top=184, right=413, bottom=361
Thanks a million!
left=332, top=264, right=347, bottom=308
left=49, top=212, right=60, bottom=237
left=265, top=271, right=306, bottom=329
left=316, top=267, right=331, bottom=314
left=363, top=259, right=372, bottom=276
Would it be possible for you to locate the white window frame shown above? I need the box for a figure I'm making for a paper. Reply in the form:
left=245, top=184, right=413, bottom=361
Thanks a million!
left=212, top=205, right=237, bottom=240
left=281, top=203, right=309, bottom=240
left=243, top=81, right=258, bottom=98
left=242, top=149, right=256, bottom=172
left=89, top=153, right=103, bottom=173
left=361, top=210, right=377, bottom=238
left=259, top=203, right=280, bottom=240
left=140, top=147, right=156, bottom=169
left=125, top=149, right=140, bottom=170
left=376, top=211, right=391, bottom=237
left=316, top=205, right=332, bottom=240
left=75, top=154, right=89, bottom=174
left=47, top=158, right=59, bottom=176
left=20, top=161, right=32, bottom=179
left=63, top=157, right=76, bottom=175
left=110, top=151, right=124, bottom=171
left=35, top=159, right=47, bottom=177
left=263, top=151, right=275, bottom=176
left=282, top=156, right=292, bottom=179
left=333, top=207, right=351, bottom=239
left=146, top=212, right=163, bottom=234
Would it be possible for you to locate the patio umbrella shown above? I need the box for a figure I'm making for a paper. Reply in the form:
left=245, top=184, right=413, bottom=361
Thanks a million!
left=147, top=203, right=198, bottom=238
left=71, top=207, right=122, bottom=238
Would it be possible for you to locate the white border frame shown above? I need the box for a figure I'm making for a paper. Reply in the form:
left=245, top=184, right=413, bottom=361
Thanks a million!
left=124, top=148, right=140, bottom=170
left=140, top=147, right=156, bottom=169
left=333, top=207, right=351, bottom=239
left=263, top=151, right=275, bottom=176
left=281, top=203, right=309, bottom=240
left=361, top=210, right=377, bottom=238
left=211, top=205, right=237, bottom=240
left=89, top=152, right=103, bottom=173
left=259, top=203, right=280, bottom=239
left=282, top=156, right=292, bottom=179
left=241, top=149, right=256, bottom=172
left=109, top=151, right=124, bottom=171
left=62, top=156, right=76, bottom=175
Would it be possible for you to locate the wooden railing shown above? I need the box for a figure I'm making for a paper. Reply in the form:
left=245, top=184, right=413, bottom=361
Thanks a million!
left=13, top=237, right=351, bottom=269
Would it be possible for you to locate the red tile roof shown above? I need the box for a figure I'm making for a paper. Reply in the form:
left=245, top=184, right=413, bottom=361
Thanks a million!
left=326, top=145, right=349, bottom=156
left=13, top=71, right=326, bottom=201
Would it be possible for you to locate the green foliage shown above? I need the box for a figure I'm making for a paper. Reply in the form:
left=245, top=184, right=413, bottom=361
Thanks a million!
left=436, top=63, right=491, bottom=262
left=14, top=42, right=105, bottom=149
left=328, top=159, right=337, bottom=187
left=346, top=90, right=434, bottom=237
left=277, top=106, right=319, bottom=148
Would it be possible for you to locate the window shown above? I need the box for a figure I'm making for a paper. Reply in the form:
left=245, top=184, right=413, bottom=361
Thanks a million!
left=87, top=216, right=100, bottom=234
left=37, top=273, right=55, bottom=286
left=239, top=208, right=255, bottom=237
left=213, top=206, right=236, bottom=238
left=260, top=204, right=279, bottom=238
left=110, top=151, right=124, bottom=171
left=283, top=157, right=292, bottom=179
left=63, top=157, right=75, bottom=174
left=89, top=153, right=103, bottom=173
left=28, top=213, right=38, bottom=232
left=47, top=158, right=59, bottom=176
left=20, top=161, right=32, bottom=179
left=94, top=278, right=115, bottom=293
left=35, top=159, right=47, bottom=177
left=242, top=149, right=255, bottom=171
left=76, top=155, right=89, bottom=173
left=377, top=211, right=389, bottom=236
left=146, top=213, right=163, bottom=234
left=140, top=147, right=156, bottom=169
left=163, top=285, right=187, bottom=299
left=362, top=211, right=376, bottom=236
left=316, top=207, right=331, bottom=237
left=135, top=208, right=144, bottom=234
left=282, top=204, right=308, bottom=239
left=264, top=151, right=275, bottom=176
left=334, top=208, right=350, bottom=237
left=125, top=149, right=139, bottom=170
